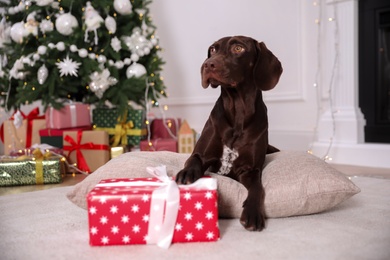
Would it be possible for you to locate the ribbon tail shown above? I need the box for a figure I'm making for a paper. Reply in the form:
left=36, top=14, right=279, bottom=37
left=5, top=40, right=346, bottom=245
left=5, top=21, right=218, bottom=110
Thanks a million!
left=157, top=180, right=180, bottom=249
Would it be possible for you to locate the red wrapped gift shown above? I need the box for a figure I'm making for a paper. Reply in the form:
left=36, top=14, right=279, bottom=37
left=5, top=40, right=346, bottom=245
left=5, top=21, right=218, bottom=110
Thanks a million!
left=87, top=166, right=219, bottom=248
left=151, top=118, right=181, bottom=139
left=45, top=103, right=91, bottom=129
left=139, top=138, right=177, bottom=152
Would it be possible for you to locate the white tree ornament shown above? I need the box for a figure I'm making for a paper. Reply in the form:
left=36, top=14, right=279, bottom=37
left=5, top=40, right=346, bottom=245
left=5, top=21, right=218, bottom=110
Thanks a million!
left=113, top=0, right=132, bottom=15
left=56, top=56, right=81, bottom=77
left=84, top=2, right=104, bottom=45
left=55, top=12, right=78, bottom=36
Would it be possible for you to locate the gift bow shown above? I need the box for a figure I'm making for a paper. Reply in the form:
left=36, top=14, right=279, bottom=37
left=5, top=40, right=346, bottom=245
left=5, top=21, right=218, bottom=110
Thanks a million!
left=96, top=165, right=217, bottom=249
left=63, top=131, right=110, bottom=173
left=111, top=120, right=134, bottom=146
left=17, top=148, right=52, bottom=184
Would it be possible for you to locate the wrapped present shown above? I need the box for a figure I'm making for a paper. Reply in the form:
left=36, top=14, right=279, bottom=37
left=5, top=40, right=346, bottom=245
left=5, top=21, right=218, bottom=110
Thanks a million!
left=92, top=107, right=147, bottom=147
left=87, top=166, right=219, bottom=248
left=151, top=118, right=181, bottom=139
left=39, top=126, right=92, bottom=148
left=0, top=149, right=66, bottom=186
left=140, top=138, right=177, bottom=152
left=63, top=130, right=110, bottom=173
left=1, top=108, right=46, bottom=155
left=45, top=103, right=91, bottom=129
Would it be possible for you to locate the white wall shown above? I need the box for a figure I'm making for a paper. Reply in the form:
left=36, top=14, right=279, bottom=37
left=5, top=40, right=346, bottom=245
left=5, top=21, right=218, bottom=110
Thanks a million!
left=150, top=0, right=318, bottom=151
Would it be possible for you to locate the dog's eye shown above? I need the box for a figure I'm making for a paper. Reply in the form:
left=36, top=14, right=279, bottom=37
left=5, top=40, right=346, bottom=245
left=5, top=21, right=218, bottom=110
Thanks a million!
left=232, top=45, right=245, bottom=53
left=209, top=46, right=217, bottom=55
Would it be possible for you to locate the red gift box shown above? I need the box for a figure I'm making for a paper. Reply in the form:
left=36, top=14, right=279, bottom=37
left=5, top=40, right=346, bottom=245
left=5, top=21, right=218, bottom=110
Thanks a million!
left=45, top=103, right=91, bottom=129
left=87, top=174, right=219, bottom=247
left=139, top=138, right=177, bottom=152
left=151, top=118, right=181, bottom=139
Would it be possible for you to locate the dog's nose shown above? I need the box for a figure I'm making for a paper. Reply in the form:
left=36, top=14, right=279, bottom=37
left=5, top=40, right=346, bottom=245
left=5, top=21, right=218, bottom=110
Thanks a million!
left=203, top=60, right=215, bottom=71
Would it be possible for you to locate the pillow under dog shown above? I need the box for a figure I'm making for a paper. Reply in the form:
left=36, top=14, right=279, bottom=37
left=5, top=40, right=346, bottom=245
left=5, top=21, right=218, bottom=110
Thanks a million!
left=66, top=150, right=360, bottom=218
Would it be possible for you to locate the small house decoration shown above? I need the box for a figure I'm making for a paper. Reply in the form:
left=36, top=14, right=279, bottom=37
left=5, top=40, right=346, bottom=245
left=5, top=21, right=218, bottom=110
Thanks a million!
left=178, top=120, right=195, bottom=154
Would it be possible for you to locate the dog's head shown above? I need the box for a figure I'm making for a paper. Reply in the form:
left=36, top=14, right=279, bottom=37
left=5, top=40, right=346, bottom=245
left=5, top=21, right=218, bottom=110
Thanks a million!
left=201, top=36, right=283, bottom=91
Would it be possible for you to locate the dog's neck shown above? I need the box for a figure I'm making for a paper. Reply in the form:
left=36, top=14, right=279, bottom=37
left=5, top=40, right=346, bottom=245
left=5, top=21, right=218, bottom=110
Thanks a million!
left=220, top=84, right=260, bottom=121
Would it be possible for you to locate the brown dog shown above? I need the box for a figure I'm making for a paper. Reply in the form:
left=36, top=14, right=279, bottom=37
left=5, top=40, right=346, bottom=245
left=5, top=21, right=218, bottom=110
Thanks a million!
left=176, top=36, right=282, bottom=231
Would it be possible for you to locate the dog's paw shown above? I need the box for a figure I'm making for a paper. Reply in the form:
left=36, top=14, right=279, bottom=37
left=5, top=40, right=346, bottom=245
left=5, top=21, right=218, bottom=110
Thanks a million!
left=239, top=199, right=266, bottom=231
left=175, top=167, right=203, bottom=184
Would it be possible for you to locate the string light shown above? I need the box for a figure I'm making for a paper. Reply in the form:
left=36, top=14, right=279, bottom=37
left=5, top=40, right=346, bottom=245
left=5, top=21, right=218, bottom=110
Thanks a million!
left=308, top=0, right=339, bottom=162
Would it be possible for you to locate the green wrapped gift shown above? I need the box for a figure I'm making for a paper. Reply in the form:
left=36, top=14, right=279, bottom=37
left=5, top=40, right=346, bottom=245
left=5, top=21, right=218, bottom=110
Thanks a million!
left=92, top=107, right=147, bottom=147
left=0, top=150, right=65, bottom=186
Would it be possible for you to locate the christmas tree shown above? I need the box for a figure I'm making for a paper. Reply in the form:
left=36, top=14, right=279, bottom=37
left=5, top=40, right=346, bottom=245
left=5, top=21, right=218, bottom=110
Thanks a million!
left=0, top=0, right=166, bottom=119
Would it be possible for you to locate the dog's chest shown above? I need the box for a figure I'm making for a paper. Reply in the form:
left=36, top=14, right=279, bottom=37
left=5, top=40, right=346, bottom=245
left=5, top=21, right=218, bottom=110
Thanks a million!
left=217, top=145, right=239, bottom=175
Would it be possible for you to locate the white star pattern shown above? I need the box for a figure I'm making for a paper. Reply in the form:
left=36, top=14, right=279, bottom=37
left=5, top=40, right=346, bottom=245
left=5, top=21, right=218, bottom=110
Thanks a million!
left=142, top=194, right=150, bottom=202
left=131, top=204, right=140, bottom=213
left=99, top=196, right=107, bottom=204
left=90, top=227, right=98, bottom=235
left=195, top=202, right=203, bottom=210
left=185, top=232, right=194, bottom=241
left=142, top=215, right=149, bottom=223
left=205, top=211, right=214, bottom=220
left=184, top=212, right=193, bottom=221
left=111, top=226, right=119, bottom=234
left=205, top=191, right=213, bottom=199
left=89, top=206, right=97, bottom=215
left=56, top=55, right=81, bottom=77
left=101, top=236, right=109, bottom=244
left=122, top=235, right=131, bottom=244
left=100, top=216, right=108, bottom=225
left=120, top=195, right=128, bottom=203
left=121, top=215, right=129, bottom=223
left=175, top=223, right=183, bottom=231
left=88, top=178, right=219, bottom=246
left=195, top=222, right=203, bottom=230
left=184, top=192, right=192, bottom=200
left=110, top=205, right=118, bottom=214
left=206, top=231, right=215, bottom=240
left=132, top=225, right=140, bottom=233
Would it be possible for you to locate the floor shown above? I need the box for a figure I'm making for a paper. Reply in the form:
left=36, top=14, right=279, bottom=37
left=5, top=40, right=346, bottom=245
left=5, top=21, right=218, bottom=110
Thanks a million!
left=0, top=163, right=388, bottom=197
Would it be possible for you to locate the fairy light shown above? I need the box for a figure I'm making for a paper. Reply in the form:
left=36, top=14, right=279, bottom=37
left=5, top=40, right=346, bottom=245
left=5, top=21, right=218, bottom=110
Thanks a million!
left=307, top=0, right=339, bottom=162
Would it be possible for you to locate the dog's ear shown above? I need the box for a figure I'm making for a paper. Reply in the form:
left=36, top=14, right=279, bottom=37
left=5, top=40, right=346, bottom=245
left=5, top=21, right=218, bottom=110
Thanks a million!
left=253, top=41, right=283, bottom=91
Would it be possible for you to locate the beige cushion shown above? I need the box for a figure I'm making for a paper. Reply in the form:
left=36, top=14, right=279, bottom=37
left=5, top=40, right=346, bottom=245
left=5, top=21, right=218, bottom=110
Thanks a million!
left=66, top=151, right=360, bottom=218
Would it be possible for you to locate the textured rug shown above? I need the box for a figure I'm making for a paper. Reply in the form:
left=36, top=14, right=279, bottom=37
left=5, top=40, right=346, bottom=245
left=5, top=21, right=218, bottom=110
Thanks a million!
left=0, top=176, right=389, bottom=260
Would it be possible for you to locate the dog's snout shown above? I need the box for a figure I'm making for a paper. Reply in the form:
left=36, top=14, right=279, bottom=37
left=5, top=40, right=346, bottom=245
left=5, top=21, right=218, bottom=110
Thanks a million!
left=203, top=60, right=216, bottom=71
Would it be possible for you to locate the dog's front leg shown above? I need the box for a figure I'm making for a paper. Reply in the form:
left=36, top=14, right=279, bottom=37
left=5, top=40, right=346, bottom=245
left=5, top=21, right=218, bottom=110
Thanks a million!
left=239, top=170, right=266, bottom=231
left=176, top=118, right=223, bottom=184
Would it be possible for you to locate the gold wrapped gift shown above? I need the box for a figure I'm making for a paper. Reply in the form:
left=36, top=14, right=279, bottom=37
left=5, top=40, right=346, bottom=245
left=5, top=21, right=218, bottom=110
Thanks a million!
left=0, top=149, right=66, bottom=186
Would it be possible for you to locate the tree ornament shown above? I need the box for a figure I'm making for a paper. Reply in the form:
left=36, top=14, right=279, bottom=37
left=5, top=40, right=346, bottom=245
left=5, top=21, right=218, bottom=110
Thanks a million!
left=56, top=41, right=65, bottom=51
left=56, top=55, right=81, bottom=77
left=126, top=63, right=146, bottom=78
left=39, top=19, right=54, bottom=34
left=55, top=12, right=78, bottom=36
left=34, top=0, right=54, bottom=6
left=37, top=64, right=48, bottom=84
left=89, top=69, right=118, bottom=98
left=84, top=2, right=104, bottom=45
left=78, top=48, right=88, bottom=58
left=25, top=11, right=39, bottom=36
left=110, top=37, right=121, bottom=52
left=113, top=0, right=132, bottom=15
left=37, top=45, right=47, bottom=55
left=104, top=15, right=116, bottom=34
left=10, top=22, right=26, bottom=43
